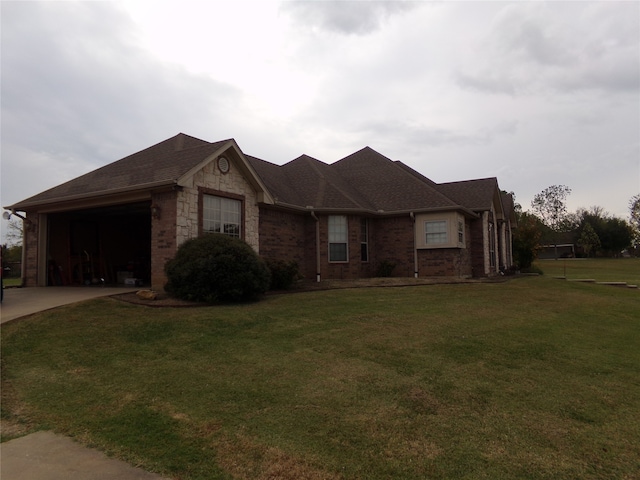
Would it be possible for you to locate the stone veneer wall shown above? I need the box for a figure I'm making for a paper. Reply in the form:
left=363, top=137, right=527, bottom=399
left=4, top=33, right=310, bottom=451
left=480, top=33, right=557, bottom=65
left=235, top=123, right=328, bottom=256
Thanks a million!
left=175, top=160, right=260, bottom=250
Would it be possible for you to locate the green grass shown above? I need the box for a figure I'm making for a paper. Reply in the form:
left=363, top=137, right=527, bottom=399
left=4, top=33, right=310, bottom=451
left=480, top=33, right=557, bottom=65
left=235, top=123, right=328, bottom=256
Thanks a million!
left=2, top=276, right=640, bottom=479
left=535, top=257, right=640, bottom=284
left=2, top=277, right=22, bottom=288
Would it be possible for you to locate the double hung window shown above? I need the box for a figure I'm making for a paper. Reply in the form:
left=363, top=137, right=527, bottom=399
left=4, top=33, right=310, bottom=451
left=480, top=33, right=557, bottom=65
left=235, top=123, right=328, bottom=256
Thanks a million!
left=203, top=194, right=241, bottom=238
left=329, top=215, right=348, bottom=262
left=425, top=220, right=447, bottom=245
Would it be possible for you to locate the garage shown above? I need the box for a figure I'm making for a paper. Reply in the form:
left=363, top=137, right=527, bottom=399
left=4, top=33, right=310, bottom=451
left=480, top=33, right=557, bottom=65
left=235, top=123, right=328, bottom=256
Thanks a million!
left=46, top=202, right=151, bottom=286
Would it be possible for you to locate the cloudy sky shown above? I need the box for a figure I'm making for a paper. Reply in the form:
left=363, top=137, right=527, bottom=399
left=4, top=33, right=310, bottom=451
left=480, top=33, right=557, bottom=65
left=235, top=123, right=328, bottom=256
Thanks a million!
left=2, top=1, right=639, bottom=237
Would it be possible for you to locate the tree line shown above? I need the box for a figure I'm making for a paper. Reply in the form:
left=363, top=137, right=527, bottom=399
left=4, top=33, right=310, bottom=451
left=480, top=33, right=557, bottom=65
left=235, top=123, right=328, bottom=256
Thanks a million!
left=512, top=186, right=639, bottom=269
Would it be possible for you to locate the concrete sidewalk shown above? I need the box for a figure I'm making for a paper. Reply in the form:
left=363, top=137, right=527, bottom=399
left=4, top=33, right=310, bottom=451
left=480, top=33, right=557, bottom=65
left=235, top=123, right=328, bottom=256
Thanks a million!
left=1, top=286, right=138, bottom=324
left=1, top=431, right=170, bottom=480
left=1, top=286, right=171, bottom=480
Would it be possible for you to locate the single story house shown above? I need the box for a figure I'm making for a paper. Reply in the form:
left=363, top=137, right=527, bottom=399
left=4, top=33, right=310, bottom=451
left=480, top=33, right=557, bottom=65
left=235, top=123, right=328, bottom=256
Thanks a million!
left=5, top=133, right=516, bottom=290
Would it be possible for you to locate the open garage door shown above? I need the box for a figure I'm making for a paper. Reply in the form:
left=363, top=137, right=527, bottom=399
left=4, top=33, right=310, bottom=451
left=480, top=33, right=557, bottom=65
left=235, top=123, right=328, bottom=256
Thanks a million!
left=46, top=202, right=151, bottom=286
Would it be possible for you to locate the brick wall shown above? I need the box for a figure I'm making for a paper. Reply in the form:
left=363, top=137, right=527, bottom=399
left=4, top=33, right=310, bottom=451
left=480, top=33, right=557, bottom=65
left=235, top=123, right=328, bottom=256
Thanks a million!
left=258, top=207, right=313, bottom=278
left=414, top=217, right=472, bottom=277
left=369, top=216, right=415, bottom=277
left=22, top=214, right=39, bottom=286
left=150, top=190, right=178, bottom=290
left=257, top=209, right=481, bottom=281
left=470, top=213, right=487, bottom=276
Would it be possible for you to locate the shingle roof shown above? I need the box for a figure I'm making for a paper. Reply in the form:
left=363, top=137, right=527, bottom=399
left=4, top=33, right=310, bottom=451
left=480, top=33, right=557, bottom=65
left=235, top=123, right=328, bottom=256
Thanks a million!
left=8, top=133, right=504, bottom=217
left=9, top=133, right=229, bottom=209
left=435, top=178, right=500, bottom=211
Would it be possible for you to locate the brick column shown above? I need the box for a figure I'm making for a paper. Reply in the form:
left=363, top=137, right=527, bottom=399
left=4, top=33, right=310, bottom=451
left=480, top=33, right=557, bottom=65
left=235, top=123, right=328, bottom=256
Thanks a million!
left=150, top=191, right=178, bottom=291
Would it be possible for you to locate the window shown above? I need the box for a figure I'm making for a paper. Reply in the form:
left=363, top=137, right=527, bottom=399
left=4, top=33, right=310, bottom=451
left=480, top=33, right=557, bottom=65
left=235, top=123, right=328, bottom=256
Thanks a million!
left=203, top=194, right=241, bottom=237
left=425, top=220, right=447, bottom=245
left=458, top=220, right=464, bottom=244
left=329, top=215, right=348, bottom=262
left=360, top=218, right=369, bottom=262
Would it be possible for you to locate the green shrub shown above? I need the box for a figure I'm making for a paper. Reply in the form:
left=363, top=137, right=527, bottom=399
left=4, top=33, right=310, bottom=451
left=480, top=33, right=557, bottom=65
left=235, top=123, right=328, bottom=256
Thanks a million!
left=165, top=234, right=271, bottom=303
left=377, top=260, right=396, bottom=277
left=264, top=258, right=301, bottom=290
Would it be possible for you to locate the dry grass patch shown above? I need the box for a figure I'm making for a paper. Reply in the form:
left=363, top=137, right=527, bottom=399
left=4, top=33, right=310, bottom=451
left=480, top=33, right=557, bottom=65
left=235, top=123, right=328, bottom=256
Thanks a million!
left=2, top=276, right=639, bottom=479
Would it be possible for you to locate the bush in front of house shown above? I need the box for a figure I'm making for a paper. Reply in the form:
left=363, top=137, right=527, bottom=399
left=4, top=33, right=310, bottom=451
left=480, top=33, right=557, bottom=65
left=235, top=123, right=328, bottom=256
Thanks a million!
left=165, top=234, right=271, bottom=303
left=264, top=258, right=301, bottom=290
left=376, top=260, right=396, bottom=277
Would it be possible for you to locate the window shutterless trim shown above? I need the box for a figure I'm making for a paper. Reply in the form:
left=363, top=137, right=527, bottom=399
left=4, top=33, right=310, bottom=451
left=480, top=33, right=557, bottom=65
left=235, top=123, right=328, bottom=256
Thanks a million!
left=198, top=187, right=245, bottom=241
left=328, top=215, right=348, bottom=263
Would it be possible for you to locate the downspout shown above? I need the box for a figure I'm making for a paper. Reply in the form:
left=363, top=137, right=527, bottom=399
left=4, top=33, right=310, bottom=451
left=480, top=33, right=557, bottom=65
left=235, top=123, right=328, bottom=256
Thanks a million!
left=311, top=211, right=321, bottom=282
left=410, top=212, right=418, bottom=278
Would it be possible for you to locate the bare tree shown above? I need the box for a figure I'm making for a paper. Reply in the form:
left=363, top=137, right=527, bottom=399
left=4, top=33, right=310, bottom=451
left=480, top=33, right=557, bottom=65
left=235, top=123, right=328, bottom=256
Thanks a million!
left=629, top=194, right=640, bottom=249
left=531, top=185, right=572, bottom=259
left=2, top=218, right=23, bottom=247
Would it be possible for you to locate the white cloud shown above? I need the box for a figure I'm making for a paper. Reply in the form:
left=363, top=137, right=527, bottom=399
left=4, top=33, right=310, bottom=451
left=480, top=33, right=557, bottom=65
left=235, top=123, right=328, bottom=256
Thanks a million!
left=1, top=0, right=638, bottom=234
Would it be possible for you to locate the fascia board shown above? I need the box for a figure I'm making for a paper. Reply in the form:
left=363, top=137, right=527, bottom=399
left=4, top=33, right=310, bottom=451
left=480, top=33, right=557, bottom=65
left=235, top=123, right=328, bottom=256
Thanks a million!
left=176, top=140, right=275, bottom=204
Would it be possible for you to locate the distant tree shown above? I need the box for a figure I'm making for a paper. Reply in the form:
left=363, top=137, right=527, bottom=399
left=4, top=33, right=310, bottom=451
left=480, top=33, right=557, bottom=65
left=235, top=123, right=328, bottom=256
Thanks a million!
left=2, top=218, right=23, bottom=247
left=512, top=212, right=543, bottom=269
left=574, top=207, right=633, bottom=257
left=600, top=217, right=633, bottom=256
left=630, top=194, right=640, bottom=248
left=531, top=185, right=572, bottom=259
left=577, top=222, right=600, bottom=258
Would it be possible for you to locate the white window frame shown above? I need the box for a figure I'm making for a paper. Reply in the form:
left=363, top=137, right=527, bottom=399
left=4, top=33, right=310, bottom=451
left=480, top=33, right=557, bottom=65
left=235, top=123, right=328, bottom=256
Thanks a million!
left=425, top=220, right=448, bottom=245
left=203, top=194, right=242, bottom=238
left=328, top=215, right=348, bottom=262
left=360, top=218, right=369, bottom=262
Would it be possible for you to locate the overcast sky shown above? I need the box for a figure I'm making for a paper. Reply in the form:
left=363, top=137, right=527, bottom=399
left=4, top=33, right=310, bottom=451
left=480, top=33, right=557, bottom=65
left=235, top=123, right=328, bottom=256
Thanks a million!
left=2, top=1, right=639, bottom=239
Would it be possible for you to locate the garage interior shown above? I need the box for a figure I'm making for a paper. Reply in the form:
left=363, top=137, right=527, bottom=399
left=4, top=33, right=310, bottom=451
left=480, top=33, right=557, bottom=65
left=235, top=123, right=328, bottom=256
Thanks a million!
left=46, top=202, right=151, bottom=286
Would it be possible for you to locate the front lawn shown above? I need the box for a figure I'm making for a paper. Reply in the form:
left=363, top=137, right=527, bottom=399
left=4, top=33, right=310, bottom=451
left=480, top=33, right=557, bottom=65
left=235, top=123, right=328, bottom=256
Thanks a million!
left=2, top=276, right=639, bottom=479
left=535, top=257, right=640, bottom=284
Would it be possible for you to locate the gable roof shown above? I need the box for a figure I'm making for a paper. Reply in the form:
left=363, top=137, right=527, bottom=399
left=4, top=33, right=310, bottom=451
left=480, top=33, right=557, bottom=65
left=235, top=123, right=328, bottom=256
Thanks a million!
left=7, top=133, right=272, bottom=210
left=246, top=146, right=474, bottom=215
left=7, top=133, right=505, bottom=218
left=436, top=178, right=501, bottom=212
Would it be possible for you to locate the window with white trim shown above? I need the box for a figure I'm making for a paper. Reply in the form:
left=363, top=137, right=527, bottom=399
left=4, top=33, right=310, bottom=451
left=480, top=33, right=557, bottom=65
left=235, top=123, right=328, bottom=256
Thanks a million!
left=425, top=220, right=447, bottom=245
left=360, top=218, right=369, bottom=262
left=329, top=215, right=348, bottom=262
left=458, top=220, right=464, bottom=244
left=203, top=194, right=241, bottom=238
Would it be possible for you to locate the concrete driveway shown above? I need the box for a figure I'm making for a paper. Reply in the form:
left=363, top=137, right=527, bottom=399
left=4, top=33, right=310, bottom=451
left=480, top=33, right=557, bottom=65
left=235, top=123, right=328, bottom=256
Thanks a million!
left=1, top=285, right=171, bottom=480
left=1, top=286, right=138, bottom=324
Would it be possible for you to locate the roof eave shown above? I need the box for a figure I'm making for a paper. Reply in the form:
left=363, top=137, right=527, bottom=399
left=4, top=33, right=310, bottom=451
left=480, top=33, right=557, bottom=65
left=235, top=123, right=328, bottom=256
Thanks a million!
left=269, top=201, right=478, bottom=218
left=5, top=179, right=176, bottom=213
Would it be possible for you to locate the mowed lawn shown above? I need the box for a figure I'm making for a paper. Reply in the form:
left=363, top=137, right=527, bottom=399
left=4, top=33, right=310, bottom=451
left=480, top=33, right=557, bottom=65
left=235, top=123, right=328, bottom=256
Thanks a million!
left=535, top=257, right=640, bottom=285
left=2, top=275, right=639, bottom=479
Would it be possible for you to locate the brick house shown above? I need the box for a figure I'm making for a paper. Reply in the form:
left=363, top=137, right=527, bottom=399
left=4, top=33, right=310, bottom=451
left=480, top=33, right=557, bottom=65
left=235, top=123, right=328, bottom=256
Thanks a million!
left=5, top=133, right=516, bottom=289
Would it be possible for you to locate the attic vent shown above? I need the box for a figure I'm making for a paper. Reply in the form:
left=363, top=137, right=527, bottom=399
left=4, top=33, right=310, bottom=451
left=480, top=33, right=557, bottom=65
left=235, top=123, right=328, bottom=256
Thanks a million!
left=218, top=157, right=230, bottom=174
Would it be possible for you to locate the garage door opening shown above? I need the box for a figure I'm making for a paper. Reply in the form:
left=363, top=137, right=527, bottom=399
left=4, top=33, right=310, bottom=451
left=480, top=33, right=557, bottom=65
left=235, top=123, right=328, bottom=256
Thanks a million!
left=47, top=202, right=151, bottom=286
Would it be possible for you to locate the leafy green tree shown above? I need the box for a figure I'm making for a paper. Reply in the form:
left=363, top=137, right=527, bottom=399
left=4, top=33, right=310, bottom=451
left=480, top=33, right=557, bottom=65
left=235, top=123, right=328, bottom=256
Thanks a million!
left=512, top=212, right=543, bottom=269
left=531, top=185, right=572, bottom=259
left=575, top=207, right=633, bottom=257
left=600, top=217, right=633, bottom=256
left=577, top=222, right=600, bottom=257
